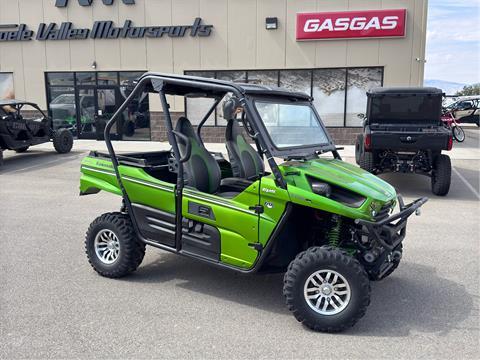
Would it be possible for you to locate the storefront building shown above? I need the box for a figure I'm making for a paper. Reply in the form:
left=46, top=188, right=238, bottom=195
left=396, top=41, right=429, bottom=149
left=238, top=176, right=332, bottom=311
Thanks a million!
left=0, top=0, right=428, bottom=143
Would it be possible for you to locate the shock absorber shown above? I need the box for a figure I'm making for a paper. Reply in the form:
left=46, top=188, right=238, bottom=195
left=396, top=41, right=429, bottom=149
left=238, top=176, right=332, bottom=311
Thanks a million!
left=327, top=215, right=342, bottom=247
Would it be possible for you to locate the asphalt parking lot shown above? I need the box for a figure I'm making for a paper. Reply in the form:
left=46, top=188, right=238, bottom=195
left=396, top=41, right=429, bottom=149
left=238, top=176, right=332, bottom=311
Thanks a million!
left=1, top=128, right=479, bottom=359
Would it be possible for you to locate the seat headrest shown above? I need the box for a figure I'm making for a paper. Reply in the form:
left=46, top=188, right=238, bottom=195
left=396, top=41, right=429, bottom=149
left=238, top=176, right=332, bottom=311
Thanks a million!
left=222, top=96, right=242, bottom=121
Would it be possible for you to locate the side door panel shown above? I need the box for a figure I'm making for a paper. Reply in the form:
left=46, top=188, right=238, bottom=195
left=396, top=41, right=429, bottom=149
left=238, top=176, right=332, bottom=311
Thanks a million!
left=182, top=184, right=260, bottom=269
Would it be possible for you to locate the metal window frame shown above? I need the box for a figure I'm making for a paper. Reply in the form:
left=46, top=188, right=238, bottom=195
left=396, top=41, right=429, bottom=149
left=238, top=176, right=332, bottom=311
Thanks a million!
left=44, top=70, right=152, bottom=140
left=184, top=66, right=384, bottom=129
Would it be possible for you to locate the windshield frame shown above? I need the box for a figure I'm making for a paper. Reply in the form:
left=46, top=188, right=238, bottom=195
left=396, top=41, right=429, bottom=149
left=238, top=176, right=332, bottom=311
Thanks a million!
left=247, top=95, right=336, bottom=158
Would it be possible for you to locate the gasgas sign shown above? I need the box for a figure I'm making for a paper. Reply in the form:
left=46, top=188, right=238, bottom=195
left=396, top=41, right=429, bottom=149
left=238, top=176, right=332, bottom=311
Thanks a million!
left=296, top=9, right=406, bottom=41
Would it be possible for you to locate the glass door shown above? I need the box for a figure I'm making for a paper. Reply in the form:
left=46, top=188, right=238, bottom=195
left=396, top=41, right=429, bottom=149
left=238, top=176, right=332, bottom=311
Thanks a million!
left=96, top=87, right=121, bottom=140
left=76, top=88, right=96, bottom=139
left=76, top=86, right=121, bottom=140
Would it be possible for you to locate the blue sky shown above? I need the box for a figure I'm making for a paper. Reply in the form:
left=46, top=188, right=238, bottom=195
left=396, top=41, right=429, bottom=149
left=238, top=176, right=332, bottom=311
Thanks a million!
left=425, top=0, right=480, bottom=84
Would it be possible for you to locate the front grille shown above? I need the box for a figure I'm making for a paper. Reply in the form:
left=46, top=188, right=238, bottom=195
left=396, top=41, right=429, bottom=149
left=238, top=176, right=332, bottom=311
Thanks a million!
left=375, top=201, right=393, bottom=221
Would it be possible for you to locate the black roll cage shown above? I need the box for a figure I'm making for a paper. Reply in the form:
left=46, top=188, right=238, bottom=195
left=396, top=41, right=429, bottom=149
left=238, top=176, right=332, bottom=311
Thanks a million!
left=101, top=72, right=298, bottom=273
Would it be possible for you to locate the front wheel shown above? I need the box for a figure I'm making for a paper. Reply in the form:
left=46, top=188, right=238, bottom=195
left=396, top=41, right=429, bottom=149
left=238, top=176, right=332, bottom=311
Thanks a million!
left=452, top=125, right=465, bottom=142
left=85, top=212, right=146, bottom=278
left=283, top=246, right=371, bottom=332
left=53, top=128, right=74, bottom=154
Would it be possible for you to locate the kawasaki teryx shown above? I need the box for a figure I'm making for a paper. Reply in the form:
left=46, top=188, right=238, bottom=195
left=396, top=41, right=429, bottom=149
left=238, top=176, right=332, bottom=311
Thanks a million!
left=80, top=73, right=427, bottom=332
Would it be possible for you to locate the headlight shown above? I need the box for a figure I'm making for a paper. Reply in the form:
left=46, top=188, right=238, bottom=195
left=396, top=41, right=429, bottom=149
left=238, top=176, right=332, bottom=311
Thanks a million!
left=310, top=180, right=332, bottom=197
left=308, top=177, right=366, bottom=207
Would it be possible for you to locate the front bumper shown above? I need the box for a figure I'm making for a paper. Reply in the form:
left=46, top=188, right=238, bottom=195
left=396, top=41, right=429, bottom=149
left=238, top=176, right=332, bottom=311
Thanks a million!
left=355, top=195, right=428, bottom=251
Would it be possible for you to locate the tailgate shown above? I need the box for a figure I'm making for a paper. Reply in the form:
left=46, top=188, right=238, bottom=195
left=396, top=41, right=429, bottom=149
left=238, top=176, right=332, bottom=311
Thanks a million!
left=371, top=129, right=450, bottom=151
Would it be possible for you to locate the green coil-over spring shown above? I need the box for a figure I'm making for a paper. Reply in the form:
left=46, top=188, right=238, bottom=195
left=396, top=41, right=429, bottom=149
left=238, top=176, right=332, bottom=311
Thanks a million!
left=328, top=215, right=342, bottom=247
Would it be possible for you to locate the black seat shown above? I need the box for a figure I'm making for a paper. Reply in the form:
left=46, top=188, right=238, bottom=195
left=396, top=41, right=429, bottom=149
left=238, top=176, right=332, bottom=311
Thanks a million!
left=175, top=117, right=247, bottom=198
left=223, top=100, right=264, bottom=180
left=175, top=117, right=222, bottom=194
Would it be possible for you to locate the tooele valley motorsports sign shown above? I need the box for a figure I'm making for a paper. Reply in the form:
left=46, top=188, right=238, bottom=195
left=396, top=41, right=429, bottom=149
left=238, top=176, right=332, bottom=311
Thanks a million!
left=0, top=18, right=213, bottom=42
left=296, top=9, right=406, bottom=40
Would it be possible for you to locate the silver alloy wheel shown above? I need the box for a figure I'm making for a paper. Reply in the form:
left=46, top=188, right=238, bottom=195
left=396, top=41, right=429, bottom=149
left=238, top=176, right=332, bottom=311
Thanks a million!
left=304, top=269, right=351, bottom=316
left=94, top=229, right=120, bottom=265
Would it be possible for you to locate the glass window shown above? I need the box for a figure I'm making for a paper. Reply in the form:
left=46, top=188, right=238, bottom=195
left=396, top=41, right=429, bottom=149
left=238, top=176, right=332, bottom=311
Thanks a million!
left=216, top=71, right=247, bottom=83
left=118, top=81, right=151, bottom=140
left=345, top=68, right=382, bottom=126
left=119, top=71, right=145, bottom=83
left=0, top=73, right=15, bottom=100
left=312, top=69, right=346, bottom=127
left=184, top=71, right=216, bottom=126
left=97, top=72, right=118, bottom=85
left=279, top=70, right=312, bottom=96
left=247, top=70, right=278, bottom=86
left=47, top=72, right=74, bottom=86
left=255, top=101, right=328, bottom=148
left=48, top=87, right=76, bottom=131
left=76, top=72, right=96, bottom=86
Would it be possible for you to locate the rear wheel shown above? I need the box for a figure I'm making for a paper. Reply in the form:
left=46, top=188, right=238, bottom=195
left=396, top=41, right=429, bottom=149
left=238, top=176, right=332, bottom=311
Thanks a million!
left=15, top=146, right=29, bottom=153
left=85, top=212, right=146, bottom=278
left=452, top=125, right=465, bottom=142
left=283, top=246, right=370, bottom=332
left=355, top=135, right=362, bottom=164
left=431, top=154, right=451, bottom=196
left=359, top=150, right=375, bottom=173
left=53, top=128, right=73, bottom=154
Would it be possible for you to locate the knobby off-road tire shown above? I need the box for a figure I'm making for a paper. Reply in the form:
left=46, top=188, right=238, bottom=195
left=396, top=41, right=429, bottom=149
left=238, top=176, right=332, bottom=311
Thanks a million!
left=283, top=246, right=371, bottom=332
left=85, top=212, right=146, bottom=278
left=53, top=128, right=74, bottom=154
left=359, top=150, right=375, bottom=173
left=355, top=135, right=362, bottom=165
left=431, top=154, right=451, bottom=196
left=15, top=146, right=29, bottom=153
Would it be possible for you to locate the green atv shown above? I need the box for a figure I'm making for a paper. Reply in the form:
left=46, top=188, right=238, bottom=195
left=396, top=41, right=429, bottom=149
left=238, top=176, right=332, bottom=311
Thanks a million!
left=80, top=73, right=427, bottom=332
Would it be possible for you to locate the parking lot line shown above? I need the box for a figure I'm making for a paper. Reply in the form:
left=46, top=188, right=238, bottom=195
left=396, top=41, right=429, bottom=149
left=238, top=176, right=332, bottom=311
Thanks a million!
left=452, top=166, right=480, bottom=200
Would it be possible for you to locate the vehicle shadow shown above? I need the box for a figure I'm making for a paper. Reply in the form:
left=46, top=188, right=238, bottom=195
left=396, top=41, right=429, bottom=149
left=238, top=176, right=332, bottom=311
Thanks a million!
left=130, top=253, right=475, bottom=337
left=0, top=150, right=85, bottom=174
left=379, top=171, right=478, bottom=202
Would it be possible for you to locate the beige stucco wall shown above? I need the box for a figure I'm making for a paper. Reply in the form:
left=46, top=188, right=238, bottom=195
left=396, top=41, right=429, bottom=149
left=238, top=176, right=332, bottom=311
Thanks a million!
left=0, top=0, right=427, bottom=112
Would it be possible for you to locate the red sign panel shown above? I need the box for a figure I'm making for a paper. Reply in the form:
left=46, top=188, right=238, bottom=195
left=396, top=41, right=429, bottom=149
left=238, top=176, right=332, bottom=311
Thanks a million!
left=296, top=9, right=406, bottom=40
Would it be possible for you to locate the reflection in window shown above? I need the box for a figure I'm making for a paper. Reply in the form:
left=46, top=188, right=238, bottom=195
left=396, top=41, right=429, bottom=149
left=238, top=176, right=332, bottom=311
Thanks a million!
left=312, top=69, right=346, bottom=127
left=49, top=87, right=76, bottom=131
left=97, top=72, right=118, bottom=85
left=247, top=70, right=278, bottom=87
left=346, top=68, right=382, bottom=126
left=185, top=71, right=216, bottom=126
left=279, top=70, right=312, bottom=96
left=120, top=82, right=150, bottom=141
left=216, top=71, right=246, bottom=83
left=76, top=72, right=96, bottom=86
left=47, top=72, right=74, bottom=86
left=0, top=73, right=15, bottom=100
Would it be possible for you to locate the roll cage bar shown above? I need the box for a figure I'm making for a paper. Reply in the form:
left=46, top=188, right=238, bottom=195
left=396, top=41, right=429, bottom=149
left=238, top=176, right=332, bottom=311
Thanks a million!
left=103, top=73, right=291, bottom=254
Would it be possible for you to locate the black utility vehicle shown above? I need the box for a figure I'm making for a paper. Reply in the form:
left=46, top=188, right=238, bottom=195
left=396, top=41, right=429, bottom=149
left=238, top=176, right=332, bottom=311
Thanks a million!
left=0, top=99, right=73, bottom=165
left=355, top=87, right=452, bottom=196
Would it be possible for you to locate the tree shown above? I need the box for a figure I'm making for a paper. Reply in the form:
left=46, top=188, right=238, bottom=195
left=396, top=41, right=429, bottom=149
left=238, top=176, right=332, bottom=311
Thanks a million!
left=455, top=83, right=480, bottom=96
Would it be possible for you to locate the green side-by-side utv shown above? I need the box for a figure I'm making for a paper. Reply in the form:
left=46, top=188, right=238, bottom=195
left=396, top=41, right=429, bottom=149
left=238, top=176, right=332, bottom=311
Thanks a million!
left=80, top=73, right=427, bottom=332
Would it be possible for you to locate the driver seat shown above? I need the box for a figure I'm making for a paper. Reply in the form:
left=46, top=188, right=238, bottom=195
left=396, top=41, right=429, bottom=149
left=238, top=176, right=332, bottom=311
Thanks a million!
left=175, top=117, right=241, bottom=198
left=223, top=100, right=264, bottom=180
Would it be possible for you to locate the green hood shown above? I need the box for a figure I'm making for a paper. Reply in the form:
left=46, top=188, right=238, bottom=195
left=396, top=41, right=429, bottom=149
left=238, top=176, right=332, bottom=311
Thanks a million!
left=282, top=158, right=396, bottom=203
